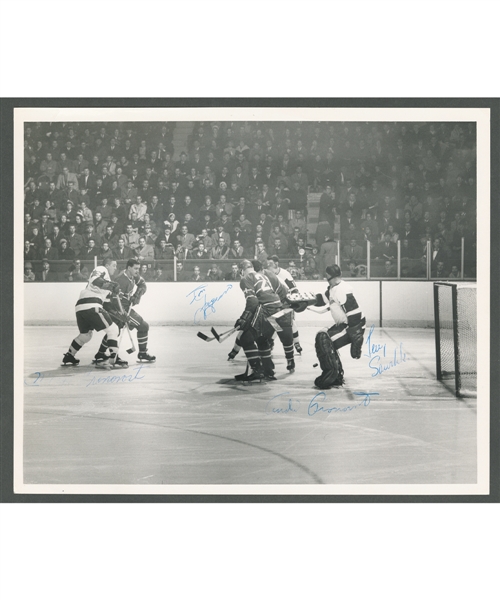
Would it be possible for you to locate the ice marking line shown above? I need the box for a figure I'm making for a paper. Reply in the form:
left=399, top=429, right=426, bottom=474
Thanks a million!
left=27, top=410, right=324, bottom=484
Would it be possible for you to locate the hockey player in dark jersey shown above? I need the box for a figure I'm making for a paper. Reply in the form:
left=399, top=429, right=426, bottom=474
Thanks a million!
left=93, top=258, right=156, bottom=365
left=227, top=256, right=301, bottom=361
left=62, top=257, right=126, bottom=368
left=266, top=255, right=303, bottom=354
left=233, top=259, right=295, bottom=382
left=288, top=264, right=366, bottom=389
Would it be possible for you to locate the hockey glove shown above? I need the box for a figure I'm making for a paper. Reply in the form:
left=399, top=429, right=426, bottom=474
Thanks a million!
left=287, top=291, right=319, bottom=313
left=234, top=310, right=254, bottom=331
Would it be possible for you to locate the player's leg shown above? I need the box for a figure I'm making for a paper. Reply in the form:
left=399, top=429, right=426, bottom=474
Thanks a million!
left=256, top=334, right=275, bottom=380
left=104, top=322, right=125, bottom=368
left=291, top=313, right=302, bottom=354
left=93, top=334, right=110, bottom=364
left=274, top=311, right=295, bottom=372
left=129, top=311, right=156, bottom=362
left=314, top=329, right=344, bottom=389
left=92, top=309, right=125, bottom=368
left=234, top=329, right=265, bottom=382
left=62, top=311, right=94, bottom=366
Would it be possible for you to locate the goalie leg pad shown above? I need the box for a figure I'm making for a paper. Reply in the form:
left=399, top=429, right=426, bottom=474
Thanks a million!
left=347, top=323, right=365, bottom=359
left=314, top=331, right=344, bottom=389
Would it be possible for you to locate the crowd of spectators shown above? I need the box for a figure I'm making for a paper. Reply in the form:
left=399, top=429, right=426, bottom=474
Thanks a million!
left=23, top=120, right=477, bottom=282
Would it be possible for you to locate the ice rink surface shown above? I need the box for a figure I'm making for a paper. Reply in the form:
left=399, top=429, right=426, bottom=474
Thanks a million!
left=21, top=325, right=477, bottom=489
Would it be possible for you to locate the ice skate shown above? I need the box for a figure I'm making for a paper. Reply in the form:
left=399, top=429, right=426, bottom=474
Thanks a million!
left=287, top=359, right=295, bottom=373
left=92, top=351, right=109, bottom=365
left=112, top=356, right=129, bottom=369
left=294, top=343, right=303, bottom=355
left=234, top=368, right=265, bottom=383
left=61, top=352, right=80, bottom=367
left=137, top=352, right=156, bottom=363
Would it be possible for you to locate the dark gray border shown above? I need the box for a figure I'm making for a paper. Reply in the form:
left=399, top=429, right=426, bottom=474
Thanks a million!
left=1, top=97, right=498, bottom=503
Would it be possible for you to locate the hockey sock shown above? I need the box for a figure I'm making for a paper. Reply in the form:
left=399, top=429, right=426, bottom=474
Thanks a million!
left=137, top=323, right=149, bottom=353
left=69, top=340, right=82, bottom=356
left=243, top=347, right=263, bottom=371
left=137, top=334, right=148, bottom=353
left=98, top=335, right=109, bottom=355
left=107, top=338, right=118, bottom=358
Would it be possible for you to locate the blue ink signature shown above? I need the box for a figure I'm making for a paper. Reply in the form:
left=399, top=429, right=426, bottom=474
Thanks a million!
left=308, top=391, right=378, bottom=415
left=266, top=391, right=378, bottom=415
left=266, top=392, right=301, bottom=414
left=364, top=324, right=408, bottom=377
left=187, top=284, right=233, bottom=324
left=86, top=365, right=147, bottom=387
left=24, top=365, right=148, bottom=388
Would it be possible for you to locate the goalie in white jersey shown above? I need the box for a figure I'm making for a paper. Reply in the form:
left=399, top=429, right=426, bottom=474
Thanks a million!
left=61, top=257, right=127, bottom=368
left=288, top=264, right=366, bottom=389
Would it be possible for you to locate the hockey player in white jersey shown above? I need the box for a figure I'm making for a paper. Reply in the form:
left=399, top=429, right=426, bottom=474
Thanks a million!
left=288, top=264, right=366, bottom=389
left=61, top=257, right=127, bottom=368
left=265, top=255, right=303, bottom=354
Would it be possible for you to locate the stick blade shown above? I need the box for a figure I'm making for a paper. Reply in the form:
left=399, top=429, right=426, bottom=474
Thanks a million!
left=197, top=331, right=211, bottom=341
left=210, top=327, right=221, bottom=342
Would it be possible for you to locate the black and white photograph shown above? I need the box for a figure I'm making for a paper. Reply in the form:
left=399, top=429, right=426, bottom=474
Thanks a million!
left=14, top=106, right=489, bottom=495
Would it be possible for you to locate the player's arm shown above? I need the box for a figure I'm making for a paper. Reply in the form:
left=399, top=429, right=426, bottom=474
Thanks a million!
left=234, top=282, right=259, bottom=330
left=90, top=269, right=120, bottom=294
left=282, top=271, right=299, bottom=294
left=131, top=275, right=147, bottom=305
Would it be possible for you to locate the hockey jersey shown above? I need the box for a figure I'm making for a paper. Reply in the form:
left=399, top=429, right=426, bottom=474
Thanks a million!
left=240, top=271, right=282, bottom=316
left=114, top=270, right=147, bottom=310
left=274, top=267, right=298, bottom=293
left=75, top=265, right=113, bottom=313
left=316, top=279, right=365, bottom=327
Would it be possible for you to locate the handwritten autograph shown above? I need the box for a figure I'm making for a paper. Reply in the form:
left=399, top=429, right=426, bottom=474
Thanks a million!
left=266, top=391, right=378, bottom=415
left=24, top=365, right=148, bottom=388
left=186, top=284, right=233, bottom=324
left=364, top=325, right=408, bottom=377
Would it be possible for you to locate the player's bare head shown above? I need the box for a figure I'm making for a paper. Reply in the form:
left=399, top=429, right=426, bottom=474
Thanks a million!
left=103, top=257, right=117, bottom=276
left=238, top=259, right=253, bottom=277
left=325, top=264, right=342, bottom=283
left=126, top=258, right=140, bottom=274
left=251, top=259, right=263, bottom=272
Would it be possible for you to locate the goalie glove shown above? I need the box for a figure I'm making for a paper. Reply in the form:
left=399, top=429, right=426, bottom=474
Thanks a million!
left=234, top=310, right=254, bottom=331
left=347, top=323, right=365, bottom=359
left=286, top=291, right=320, bottom=313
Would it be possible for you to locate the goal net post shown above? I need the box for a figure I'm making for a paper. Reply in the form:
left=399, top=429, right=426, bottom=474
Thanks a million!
left=434, top=282, right=477, bottom=397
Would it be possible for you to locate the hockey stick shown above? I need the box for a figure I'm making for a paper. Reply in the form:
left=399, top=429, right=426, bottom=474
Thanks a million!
left=197, top=331, right=217, bottom=342
left=116, top=295, right=136, bottom=354
left=306, top=306, right=330, bottom=314
left=210, top=326, right=238, bottom=343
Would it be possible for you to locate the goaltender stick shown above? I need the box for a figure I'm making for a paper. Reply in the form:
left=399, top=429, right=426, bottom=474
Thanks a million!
left=288, top=264, right=366, bottom=389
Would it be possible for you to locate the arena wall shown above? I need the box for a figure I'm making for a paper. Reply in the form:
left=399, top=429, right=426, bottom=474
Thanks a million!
left=23, top=281, right=434, bottom=328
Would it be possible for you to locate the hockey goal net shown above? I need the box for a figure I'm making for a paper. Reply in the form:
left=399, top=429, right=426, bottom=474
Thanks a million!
left=434, top=282, right=477, bottom=397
